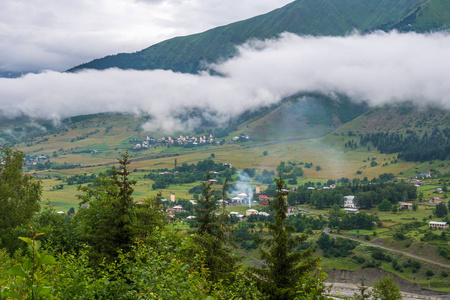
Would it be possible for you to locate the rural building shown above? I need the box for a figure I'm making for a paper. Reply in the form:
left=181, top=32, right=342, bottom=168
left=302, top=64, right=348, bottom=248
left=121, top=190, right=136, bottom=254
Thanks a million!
left=259, top=199, right=270, bottom=207
left=170, top=192, right=175, bottom=202
left=258, top=212, right=270, bottom=217
left=230, top=212, right=245, bottom=219
left=429, top=221, right=448, bottom=230
left=287, top=206, right=296, bottom=214
left=167, top=206, right=184, bottom=213
left=344, top=208, right=359, bottom=214
left=246, top=209, right=259, bottom=216
left=417, top=170, right=431, bottom=178
left=398, top=202, right=413, bottom=210
left=255, top=185, right=261, bottom=194
left=232, top=197, right=242, bottom=204
left=433, top=188, right=443, bottom=194
left=343, top=195, right=356, bottom=208
left=429, top=197, right=442, bottom=204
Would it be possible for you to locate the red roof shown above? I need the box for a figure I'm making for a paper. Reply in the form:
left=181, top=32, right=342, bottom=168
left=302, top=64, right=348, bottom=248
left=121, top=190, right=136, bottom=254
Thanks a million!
left=259, top=195, right=271, bottom=200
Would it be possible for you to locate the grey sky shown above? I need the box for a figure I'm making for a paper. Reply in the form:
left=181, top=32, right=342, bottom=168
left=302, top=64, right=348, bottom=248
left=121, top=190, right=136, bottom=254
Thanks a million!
left=0, top=0, right=293, bottom=73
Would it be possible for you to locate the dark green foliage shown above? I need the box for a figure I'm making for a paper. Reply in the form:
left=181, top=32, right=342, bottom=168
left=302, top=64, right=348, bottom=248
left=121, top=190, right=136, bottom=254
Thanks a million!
left=378, top=199, right=393, bottom=211
left=372, top=276, right=402, bottom=300
left=370, top=248, right=392, bottom=262
left=435, top=203, right=448, bottom=217
left=248, top=176, right=319, bottom=299
left=286, top=213, right=326, bottom=232
left=360, top=128, right=450, bottom=161
left=76, top=152, right=145, bottom=264
left=328, top=210, right=378, bottom=230
left=317, top=233, right=358, bottom=258
left=193, top=178, right=238, bottom=285
left=145, top=158, right=236, bottom=190
left=0, top=147, right=42, bottom=254
left=438, top=246, right=450, bottom=260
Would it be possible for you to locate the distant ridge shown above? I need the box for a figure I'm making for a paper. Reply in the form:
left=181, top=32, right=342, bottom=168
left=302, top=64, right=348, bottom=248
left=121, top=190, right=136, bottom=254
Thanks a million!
left=69, top=0, right=450, bottom=74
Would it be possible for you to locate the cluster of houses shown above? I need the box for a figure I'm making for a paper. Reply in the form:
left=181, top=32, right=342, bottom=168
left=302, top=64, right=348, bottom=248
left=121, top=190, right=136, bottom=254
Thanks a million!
left=25, top=155, right=48, bottom=166
left=132, top=134, right=216, bottom=150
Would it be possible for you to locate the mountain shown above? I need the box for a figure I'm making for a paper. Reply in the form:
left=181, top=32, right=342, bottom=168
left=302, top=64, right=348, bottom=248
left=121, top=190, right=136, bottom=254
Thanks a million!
left=69, top=0, right=449, bottom=74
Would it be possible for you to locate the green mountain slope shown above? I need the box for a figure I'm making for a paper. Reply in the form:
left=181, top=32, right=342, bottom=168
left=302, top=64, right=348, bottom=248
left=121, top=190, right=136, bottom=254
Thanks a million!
left=381, top=0, right=450, bottom=32
left=69, top=0, right=432, bottom=74
left=238, top=94, right=369, bottom=141
left=335, top=103, right=450, bottom=134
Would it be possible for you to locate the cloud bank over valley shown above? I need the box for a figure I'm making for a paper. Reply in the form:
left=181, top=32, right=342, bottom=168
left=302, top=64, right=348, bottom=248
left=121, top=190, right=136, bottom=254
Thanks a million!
left=0, top=31, right=449, bottom=131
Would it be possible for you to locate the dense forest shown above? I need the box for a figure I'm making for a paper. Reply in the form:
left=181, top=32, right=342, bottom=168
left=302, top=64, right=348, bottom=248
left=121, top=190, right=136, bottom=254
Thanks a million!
left=359, top=127, right=450, bottom=161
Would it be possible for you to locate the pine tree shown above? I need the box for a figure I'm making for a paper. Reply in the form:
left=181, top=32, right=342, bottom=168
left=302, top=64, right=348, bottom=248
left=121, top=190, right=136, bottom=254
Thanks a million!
left=193, top=176, right=237, bottom=286
left=76, top=152, right=138, bottom=264
left=248, top=175, right=322, bottom=300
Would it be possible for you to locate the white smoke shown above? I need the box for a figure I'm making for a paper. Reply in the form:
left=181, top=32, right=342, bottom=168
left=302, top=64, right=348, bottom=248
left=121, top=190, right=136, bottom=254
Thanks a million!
left=232, top=171, right=254, bottom=208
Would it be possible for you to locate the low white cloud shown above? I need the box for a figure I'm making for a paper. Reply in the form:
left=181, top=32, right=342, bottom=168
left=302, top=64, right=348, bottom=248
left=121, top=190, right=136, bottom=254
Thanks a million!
left=215, top=31, right=450, bottom=108
left=0, top=31, right=449, bottom=132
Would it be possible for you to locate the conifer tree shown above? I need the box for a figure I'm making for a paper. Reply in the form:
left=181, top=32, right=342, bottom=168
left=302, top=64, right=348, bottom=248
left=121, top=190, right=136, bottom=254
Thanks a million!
left=248, top=175, right=320, bottom=300
left=193, top=176, right=237, bottom=286
left=77, top=152, right=138, bottom=264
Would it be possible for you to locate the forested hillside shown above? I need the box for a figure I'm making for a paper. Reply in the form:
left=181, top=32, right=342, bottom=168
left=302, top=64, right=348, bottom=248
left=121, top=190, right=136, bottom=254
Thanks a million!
left=69, top=0, right=444, bottom=74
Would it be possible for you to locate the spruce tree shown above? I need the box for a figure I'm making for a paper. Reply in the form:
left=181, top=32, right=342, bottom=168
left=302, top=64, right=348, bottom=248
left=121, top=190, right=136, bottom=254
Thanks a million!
left=249, top=175, right=320, bottom=300
left=77, top=152, right=138, bottom=264
left=193, top=176, right=237, bottom=286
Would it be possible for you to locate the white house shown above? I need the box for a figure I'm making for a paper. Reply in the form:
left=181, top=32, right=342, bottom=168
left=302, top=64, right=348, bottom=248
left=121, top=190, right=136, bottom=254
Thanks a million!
left=246, top=209, right=259, bottom=216
left=429, top=221, right=448, bottom=230
left=343, top=195, right=356, bottom=208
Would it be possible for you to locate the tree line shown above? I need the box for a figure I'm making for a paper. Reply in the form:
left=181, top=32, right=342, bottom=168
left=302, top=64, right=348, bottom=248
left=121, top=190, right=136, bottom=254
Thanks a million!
left=359, top=127, right=450, bottom=161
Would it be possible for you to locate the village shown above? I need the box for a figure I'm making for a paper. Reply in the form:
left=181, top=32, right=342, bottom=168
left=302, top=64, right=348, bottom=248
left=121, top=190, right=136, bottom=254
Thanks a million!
left=160, top=177, right=449, bottom=232
left=132, top=134, right=216, bottom=150
left=131, top=133, right=250, bottom=150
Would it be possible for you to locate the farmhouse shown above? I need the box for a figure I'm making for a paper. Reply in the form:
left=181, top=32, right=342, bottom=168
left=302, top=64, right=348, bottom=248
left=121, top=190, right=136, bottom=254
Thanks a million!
left=417, top=170, right=431, bottom=178
left=429, top=221, right=448, bottom=230
left=259, top=199, right=270, bottom=207
left=429, top=197, right=442, bottom=204
left=398, top=202, right=413, bottom=210
left=246, top=209, right=259, bottom=216
left=167, top=205, right=185, bottom=213
left=433, top=188, right=443, bottom=194
left=287, top=206, right=296, bottom=214
left=232, top=197, right=242, bottom=204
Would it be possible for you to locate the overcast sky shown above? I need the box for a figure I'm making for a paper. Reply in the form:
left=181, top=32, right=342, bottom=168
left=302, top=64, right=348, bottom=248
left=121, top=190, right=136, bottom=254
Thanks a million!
left=0, top=0, right=293, bottom=73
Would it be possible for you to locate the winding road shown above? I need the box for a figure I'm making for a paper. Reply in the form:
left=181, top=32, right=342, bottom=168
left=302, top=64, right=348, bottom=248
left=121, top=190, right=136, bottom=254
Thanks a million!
left=323, top=227, right=450, bottom=269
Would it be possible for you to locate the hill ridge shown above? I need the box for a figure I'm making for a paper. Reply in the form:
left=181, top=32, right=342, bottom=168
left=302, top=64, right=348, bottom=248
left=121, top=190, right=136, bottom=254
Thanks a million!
left=69, top=0, right=437, bottom=74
